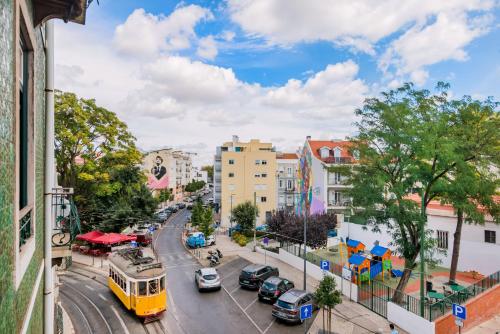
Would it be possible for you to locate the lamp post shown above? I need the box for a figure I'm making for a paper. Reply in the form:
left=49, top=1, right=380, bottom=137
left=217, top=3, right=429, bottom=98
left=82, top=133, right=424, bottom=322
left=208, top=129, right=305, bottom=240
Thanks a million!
left=303, top=212, right=307, bottom=290
left=253, top=191, right=257, bottom=252
left=420, top=188, right=426, bottom=316
left=230, top=193, right=234, bottom=230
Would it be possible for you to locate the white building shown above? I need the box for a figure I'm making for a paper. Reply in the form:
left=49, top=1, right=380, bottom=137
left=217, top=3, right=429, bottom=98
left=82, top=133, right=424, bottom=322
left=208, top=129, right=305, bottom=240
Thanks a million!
left=339, top=197, right=500, bottom=276
left=276, top=152, right=299, bottom=212
left=192, top=167, right=208, bottom=184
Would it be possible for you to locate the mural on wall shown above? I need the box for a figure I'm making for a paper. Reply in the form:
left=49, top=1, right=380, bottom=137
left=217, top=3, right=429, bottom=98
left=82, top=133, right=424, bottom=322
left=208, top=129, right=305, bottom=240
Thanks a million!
left=147, top=155, right=169, bottom=189
left=297, top=143, right=325, bottom=215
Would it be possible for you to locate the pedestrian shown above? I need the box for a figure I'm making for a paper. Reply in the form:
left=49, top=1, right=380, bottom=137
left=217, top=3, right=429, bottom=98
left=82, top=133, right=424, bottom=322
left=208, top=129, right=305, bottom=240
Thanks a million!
left=389, top=324, right=399, bottom=334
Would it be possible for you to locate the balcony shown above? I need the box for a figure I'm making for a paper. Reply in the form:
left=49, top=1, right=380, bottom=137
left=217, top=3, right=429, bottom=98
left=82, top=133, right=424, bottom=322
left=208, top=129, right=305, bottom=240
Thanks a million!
left=51, top=188, right=81, bottom=258
left=327, top=199, right=352, bottom=208
left=323, top=157, right=352, bottom=164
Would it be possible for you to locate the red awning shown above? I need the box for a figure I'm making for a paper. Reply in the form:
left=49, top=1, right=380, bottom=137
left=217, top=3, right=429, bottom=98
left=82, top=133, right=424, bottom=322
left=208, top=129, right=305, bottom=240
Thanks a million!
left=92, top=233, right=137, bottom=245
left=76, top=230, right=104, bottom=242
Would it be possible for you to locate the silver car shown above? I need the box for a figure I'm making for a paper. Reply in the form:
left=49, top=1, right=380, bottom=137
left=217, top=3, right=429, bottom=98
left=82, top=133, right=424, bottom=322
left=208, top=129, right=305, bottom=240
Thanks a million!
left=195, top=268, right=221, bottom=291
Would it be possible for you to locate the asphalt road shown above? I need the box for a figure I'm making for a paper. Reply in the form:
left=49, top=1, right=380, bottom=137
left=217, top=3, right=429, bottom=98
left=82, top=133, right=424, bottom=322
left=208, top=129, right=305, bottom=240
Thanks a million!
left=155, top=208, right=317, bottom=334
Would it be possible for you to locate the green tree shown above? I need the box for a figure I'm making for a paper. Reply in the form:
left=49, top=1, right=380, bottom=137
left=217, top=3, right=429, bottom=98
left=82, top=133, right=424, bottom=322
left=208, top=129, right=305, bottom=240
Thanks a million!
left=346, top=83, right=497, bottom=302
left=55, top=90, right=157, bottom=232
left=314, top=275, right=342, bottom=333
left=185, top=180, right=206, bottom=192
left=158, top=188, right=173, bottom=203
left=201, top=165, right=214, bottom=182
left=191, top=201, right=203, bottom=227
left=198, top=207, right=214, bottom=238
left=232, top=201, right=259, bottom=232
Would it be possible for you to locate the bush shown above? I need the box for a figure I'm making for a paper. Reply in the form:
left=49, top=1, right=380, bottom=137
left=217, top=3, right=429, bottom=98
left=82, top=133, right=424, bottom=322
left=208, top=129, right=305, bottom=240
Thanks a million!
left=237, top=235, right=248, bottom=247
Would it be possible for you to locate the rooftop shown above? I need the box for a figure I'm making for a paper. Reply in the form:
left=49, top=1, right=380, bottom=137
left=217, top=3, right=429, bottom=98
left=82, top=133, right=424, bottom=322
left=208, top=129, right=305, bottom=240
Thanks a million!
left=108, top=247, right=165, bottom=280
left=307, top=139, right=354, bottom=163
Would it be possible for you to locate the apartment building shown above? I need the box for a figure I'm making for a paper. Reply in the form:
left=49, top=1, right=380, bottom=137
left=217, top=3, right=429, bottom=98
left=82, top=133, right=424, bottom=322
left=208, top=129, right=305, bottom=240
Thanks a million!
left=0, top=1, right=87, bottom=333
left=143, top=149, right=193, bottom=200
left=276, top=152, right=299, bottom=212
left=297, top=137, right=357, bottom=215
left=192, top=167, right=208, bottom=184
left=215, top=136, right=277, bottom=226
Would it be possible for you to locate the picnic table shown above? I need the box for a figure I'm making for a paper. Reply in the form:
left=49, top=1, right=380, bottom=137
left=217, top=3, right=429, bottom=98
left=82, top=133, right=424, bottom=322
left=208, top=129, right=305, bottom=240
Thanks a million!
left=428, top=291, right=445, bottom=301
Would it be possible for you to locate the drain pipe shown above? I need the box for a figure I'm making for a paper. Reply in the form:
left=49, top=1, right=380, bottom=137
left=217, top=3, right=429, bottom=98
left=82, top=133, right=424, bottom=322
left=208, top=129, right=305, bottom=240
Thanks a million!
left=44, top=19, right=55, bottom=334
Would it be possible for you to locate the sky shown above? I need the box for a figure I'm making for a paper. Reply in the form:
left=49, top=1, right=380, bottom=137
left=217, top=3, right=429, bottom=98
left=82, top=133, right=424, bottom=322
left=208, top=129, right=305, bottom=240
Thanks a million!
left=55, top=0, right=500, bottom=166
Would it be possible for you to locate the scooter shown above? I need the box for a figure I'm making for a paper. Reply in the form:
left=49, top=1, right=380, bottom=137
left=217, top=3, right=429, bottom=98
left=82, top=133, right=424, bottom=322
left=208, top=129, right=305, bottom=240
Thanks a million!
left=216, top=249, right=223, bottom=259
left=209, top=254, right=220, bottom=267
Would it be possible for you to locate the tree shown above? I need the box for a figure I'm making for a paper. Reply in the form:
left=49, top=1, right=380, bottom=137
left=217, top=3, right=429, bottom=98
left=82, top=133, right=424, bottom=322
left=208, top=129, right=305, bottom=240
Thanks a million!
left=198, top=207, right=215, bottom=238
left=158, top=188, right=173, bottom=203
left=346, top=83, right=497, bottom=302
left=185, top=180, right=206, bottom=193
left=314, top=275, right=342, bottom=334
left=232, top=201, right=259, bottom=232
left=201, top=165, right=214, bottom=182
left=55, top=90, right=157, bottom=232
left=268, top=211, right=337, bottom=248
left=191, top=201, right=203, bottom=227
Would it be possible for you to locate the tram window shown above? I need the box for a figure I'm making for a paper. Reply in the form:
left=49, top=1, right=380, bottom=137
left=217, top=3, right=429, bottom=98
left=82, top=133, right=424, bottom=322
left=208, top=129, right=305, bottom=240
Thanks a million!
left=160, top=276, right=165, bottom=291
left=109, top=268, right=112, bottom=277
left=138, top=281, right=147, bottom=296
left=131, top=282, right=136, bottom=295
left=149, top=279, right=158, bottom=295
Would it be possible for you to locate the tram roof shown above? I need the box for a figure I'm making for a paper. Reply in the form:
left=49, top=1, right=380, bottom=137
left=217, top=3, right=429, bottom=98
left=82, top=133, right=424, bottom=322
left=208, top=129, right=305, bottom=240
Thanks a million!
left=108, top=247, right=165, bottom=280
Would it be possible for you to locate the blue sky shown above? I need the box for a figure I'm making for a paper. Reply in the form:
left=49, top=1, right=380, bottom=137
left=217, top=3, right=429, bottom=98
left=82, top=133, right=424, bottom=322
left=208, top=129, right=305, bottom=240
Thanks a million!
left=55, top=1, right=500, bottom=164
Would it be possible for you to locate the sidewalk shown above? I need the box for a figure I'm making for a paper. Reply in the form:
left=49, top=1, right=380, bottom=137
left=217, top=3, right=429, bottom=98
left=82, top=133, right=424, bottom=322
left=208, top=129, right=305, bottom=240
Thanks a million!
left=191, top=234, right=406, bottom=334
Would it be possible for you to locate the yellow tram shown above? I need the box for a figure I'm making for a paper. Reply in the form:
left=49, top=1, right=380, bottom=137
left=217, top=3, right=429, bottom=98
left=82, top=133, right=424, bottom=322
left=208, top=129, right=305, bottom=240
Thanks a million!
left=108, top=247, right=167, bottom=321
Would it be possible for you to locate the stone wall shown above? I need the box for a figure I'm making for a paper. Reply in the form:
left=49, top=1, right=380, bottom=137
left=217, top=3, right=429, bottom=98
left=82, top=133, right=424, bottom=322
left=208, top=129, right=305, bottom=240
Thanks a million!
left=0, top=1, right=46, bottom=333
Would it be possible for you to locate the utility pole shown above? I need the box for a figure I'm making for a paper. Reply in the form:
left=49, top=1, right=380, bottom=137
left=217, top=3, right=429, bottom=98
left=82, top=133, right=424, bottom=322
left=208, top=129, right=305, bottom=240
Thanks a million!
left=303, top=211, right=307, bottom=290
left=253, top=192, right=257, bottom=252
left=420, top=188, right=426, bottom=316
left=230, top=194, right=233, bottom=230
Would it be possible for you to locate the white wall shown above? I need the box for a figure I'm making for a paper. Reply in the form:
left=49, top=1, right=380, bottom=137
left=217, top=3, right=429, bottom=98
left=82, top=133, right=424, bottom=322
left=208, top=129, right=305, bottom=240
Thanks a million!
left=387, top=302, right=435, bottom=334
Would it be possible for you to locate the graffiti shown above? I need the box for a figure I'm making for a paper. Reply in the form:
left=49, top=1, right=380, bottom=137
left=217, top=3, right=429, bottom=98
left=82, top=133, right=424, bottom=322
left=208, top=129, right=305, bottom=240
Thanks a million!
left=297, top=144, right=313, bottom=215
left=147, top=155, right=169, bottom=190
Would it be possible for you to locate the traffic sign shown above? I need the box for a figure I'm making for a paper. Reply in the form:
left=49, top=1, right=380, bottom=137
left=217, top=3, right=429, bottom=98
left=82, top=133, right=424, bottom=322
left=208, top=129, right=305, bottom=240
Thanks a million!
left=320, top=260, right=330, bottom=271
left=300, top=304, right=313, bottom=320
left=148, top=226, right=155, bottom=232
left=452, top=304, right=466, bottom=320
left=263, top=237, right=269, bottom=245
left=455, top=318, right=463, bottom=327
left=130, top=240, right=138, bottom=248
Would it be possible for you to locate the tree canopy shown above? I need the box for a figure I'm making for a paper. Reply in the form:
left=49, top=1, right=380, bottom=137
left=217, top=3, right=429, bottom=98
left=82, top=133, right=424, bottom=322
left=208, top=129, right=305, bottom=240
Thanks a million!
left=185, top=180, right=205, bottom=193
left=55, top=91, right=158, bottom=232
left=231, top=201, right=259, bottom=232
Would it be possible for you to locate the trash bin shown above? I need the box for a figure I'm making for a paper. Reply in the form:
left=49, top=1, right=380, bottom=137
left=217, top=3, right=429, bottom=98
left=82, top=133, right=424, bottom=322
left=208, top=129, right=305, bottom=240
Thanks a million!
left=426, top=281, right=433, bottom=293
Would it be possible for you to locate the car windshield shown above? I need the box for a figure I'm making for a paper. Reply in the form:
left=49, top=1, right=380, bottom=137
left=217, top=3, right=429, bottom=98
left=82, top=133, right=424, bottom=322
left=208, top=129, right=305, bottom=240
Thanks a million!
left=241, top=270, right=253, bottom=278
left=203, top=274, right=217, bottom=280
left=262, top=282, right=277, bottom=290
left=277, top=300, right=295, bottom=310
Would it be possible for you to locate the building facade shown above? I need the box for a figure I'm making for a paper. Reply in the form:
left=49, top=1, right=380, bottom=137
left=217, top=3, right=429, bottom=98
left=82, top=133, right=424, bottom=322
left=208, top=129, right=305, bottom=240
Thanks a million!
left=143, top=148, right=193, bottom=200
left=0, top=1, right=87, bottom=333
left=276, top=153, right=299, bottom=212
left=216, top=136, right=277, bottom=226
left=297, top=137, right=357, bottom=215
left=191, top=167, right=208, bottom=184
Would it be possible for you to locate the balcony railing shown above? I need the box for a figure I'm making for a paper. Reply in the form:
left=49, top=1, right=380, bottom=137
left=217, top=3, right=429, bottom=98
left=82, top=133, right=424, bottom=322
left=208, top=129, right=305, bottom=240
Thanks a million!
left=51, top=188, right=81, bottom=247
left=327, top=200, right=351, bottom=207
left=19, top=209, right=33, bottom=251
left=323, top=157, right=352, bottom=164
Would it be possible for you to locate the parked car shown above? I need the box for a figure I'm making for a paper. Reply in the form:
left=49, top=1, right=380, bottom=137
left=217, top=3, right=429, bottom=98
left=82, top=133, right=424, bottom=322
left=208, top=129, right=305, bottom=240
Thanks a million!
left=206, top=234, right=216, bottom=246
left=228, top=225, right=242, bottom=237
left=272, top=289, right=317, bottom=323
left=169, top=206, right=178, bottom=213
left=255, top=224, right=268, bottom=232
left=178, top=203, right=186, bottom=209
left=186, top=232, right=206, bottom=248
left=195, top=267, right=221, bottom=291
left=239, top=264, right=279, bottom=289
left=258, top=277, right=294, bottom=303
left=187, top=203, right=193, bottom=210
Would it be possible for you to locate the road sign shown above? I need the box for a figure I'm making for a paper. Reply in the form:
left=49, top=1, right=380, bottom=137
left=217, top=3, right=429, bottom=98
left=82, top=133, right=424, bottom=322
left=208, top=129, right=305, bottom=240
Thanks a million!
left=452, top=304, right=467, bottom=320
left=130, top=240, right=138, bottom=248
left=148, top=226, right=154, bottom=232
left=263, top=237, right=269, bottom=245
left=320, top=260, right=330, bottom=271
left=300, top=304, right=313, bottom=320
left=455, top=318, right=463, bottom=327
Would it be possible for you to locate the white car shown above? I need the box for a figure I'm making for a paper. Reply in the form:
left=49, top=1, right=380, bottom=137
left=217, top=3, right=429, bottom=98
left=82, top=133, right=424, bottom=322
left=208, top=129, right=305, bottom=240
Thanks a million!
left=195, top=268, right=221, bottom=291
left=206, top=234, right=216, bottom=246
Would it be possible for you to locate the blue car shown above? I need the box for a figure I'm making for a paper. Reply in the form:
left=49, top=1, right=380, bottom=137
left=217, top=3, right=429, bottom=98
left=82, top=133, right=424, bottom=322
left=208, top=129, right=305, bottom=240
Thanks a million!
left=186, top=232, right=206, bottom=248
left=228, top=225, right=242, bottom=237
left=256, top=224, right=268, bottom=232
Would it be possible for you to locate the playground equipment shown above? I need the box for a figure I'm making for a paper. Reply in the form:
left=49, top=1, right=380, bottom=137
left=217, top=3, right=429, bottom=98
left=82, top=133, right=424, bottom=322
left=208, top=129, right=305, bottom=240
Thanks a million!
left=346, top=239, right=365, bottom=257
left=347, top=244, right=393, bottom=285
left=348, top=254, right=371, bottom=284
left=370, top=245, right=392, bottom=281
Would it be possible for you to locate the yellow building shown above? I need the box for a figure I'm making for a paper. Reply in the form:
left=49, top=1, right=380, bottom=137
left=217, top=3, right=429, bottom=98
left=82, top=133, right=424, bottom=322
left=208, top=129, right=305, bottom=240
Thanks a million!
left=218, top=136, right=277, bottom=226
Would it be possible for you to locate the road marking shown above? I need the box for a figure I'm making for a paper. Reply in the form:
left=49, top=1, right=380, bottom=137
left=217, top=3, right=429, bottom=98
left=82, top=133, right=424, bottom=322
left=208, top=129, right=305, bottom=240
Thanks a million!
left=64, top=284, right=113, bottom=334
left=85, top=284, right=95, bottom=291
left=111, top=305, right=130, bottom=334
left=164, top=263, right=198, bottom=269
left=98, top=293, right=108, bottom=301
left=230, top=286, right=240, bottom=294
left=60, top=290, right=93, bottom=334
left=222, top=285, right=263, bottom=334
left=221, top=267, right=242, bottom=280
left=262, top=319, right=275, bottom=334
left=244, top=298, right=259, bottom=311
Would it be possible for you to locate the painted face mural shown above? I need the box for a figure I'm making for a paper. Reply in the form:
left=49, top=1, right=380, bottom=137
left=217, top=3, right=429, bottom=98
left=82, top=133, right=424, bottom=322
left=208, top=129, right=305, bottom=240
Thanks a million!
left=147, top=155, right=169, bottom=189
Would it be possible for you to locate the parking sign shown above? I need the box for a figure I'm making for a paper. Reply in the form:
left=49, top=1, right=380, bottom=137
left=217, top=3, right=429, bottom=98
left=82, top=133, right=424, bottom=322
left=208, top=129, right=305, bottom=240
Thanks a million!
left=320, top=260, right=330, bottom=271
left=300, top=304, right=313, bottom=320
left=452, top=304, right=466, bottom=320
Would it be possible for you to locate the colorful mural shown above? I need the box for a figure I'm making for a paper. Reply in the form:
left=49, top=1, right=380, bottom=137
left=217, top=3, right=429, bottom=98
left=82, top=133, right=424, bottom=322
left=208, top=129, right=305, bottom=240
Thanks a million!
left=147, top=155, right=169, bottom=190
left=297, top=142, right=325, bottom=215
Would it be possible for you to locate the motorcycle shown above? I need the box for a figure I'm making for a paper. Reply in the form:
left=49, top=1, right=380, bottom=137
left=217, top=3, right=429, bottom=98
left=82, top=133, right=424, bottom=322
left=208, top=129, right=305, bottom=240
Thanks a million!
left=209, top=254, right=220, bottom=267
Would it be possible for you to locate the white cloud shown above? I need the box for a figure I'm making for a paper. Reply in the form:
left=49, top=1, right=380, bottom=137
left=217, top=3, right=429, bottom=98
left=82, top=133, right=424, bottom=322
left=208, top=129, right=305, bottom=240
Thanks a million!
left=197, top=35, right=218, bottom=60
left=221, top=30, right=236, bottom=42
left=113, top=5, right=212, bottom=58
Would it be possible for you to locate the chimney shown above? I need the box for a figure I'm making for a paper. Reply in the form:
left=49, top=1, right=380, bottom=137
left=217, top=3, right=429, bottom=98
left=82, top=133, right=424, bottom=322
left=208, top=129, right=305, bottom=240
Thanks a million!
left=306, top=135, right=311, bottom=140
left=232, top=135, right=239, bottom=144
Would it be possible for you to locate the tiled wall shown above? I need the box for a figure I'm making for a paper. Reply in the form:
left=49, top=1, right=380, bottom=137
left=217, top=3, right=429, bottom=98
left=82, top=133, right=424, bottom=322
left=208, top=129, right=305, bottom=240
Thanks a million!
left=0, top=1, right=45, bottom=333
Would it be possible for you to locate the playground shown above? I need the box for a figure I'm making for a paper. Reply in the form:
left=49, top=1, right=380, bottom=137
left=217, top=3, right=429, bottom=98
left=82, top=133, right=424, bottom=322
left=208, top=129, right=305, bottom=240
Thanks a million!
left=313, top=238, right=484, bottom=298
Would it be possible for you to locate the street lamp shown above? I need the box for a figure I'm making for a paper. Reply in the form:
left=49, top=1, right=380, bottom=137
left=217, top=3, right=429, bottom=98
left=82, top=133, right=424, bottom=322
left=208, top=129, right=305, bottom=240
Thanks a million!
left=420, top=187, right=426, bottom=316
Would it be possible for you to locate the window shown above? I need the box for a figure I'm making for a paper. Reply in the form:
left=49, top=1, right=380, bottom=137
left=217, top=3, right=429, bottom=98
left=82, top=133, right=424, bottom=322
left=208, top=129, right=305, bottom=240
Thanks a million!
left=109, top=268, right=112, bottom=277
left=287, top=167, right=292, bottom=176
left=279, top=195, right=285, bottom=204
left=131, top=282, right=136, bottom=295
left=287, top=180, right=293, bottom=190
left=254, top=173, right=261, bottom=178
left=286, top=195, right=293, bottom=206
left=437, top=230, right=448, bottom=249
left=320, top=147, right=329, bottom=159
left=229, top=159, right=235, bottom=165
left=333, top=147, right=341, bottom=158
left=228, top=172, right=234, bottom=178
left=261, top=197, right=267, bottom=202
left=261, top=173, right=267, bottom=178
left=262, top=160, right=267, bottom=165
left=485, top=230, right=496, bottom=244
left=255, top=160, right=261, bottom=165
left=160, top=276, right=166, bottom=291
left=138, top=281, right=147, bottom=296
left=149, top=279, right=158, bottom=295
left=279, top=179, right=283, bottom=188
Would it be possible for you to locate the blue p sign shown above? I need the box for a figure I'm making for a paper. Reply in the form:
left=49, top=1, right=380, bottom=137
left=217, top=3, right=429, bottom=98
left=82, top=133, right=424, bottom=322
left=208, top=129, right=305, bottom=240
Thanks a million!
left=300, top=304, right=313, bottom=320
left=452, top=304, right=466, bottom=320
left=320, top=260, right=330, bottom=271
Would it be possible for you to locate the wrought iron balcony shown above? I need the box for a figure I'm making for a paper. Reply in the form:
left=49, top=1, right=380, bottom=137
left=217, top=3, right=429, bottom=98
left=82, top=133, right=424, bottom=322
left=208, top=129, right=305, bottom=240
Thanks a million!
left=323, top=157, right=352, bottom=164
left=51, top=188, right=81, bottom=247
